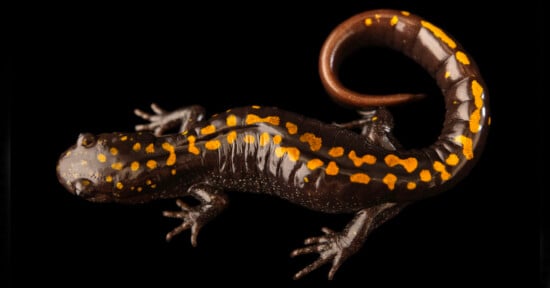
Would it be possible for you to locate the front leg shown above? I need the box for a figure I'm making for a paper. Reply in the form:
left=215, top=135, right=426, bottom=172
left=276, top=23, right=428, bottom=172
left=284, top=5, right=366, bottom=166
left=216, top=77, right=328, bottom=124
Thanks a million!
left=163, top=183, right=228, bottom=247
left=291, top=202, right=405, bottom=280
left=134, top=103, right=206, bottom=136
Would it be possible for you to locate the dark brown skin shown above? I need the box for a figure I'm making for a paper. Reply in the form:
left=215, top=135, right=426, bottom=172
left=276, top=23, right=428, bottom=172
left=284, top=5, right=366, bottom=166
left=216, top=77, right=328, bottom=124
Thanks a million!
left=56, top=9, right=489, bottom=280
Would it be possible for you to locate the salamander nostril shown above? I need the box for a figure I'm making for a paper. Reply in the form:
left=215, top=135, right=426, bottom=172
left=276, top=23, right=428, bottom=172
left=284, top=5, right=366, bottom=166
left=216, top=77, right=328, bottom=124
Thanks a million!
left=78, top=133, right=96, bottom=148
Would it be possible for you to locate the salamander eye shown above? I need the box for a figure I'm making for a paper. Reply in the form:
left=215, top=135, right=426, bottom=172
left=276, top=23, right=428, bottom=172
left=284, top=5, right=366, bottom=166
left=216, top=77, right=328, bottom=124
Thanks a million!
left=73, top=178, right=94, bottom=197
left=78, top=133, right=96, bottom=148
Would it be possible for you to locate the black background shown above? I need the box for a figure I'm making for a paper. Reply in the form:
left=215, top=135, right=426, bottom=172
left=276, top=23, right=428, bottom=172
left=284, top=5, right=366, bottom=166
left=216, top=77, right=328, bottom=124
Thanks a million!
left=5, top=0, right=544, bottom=287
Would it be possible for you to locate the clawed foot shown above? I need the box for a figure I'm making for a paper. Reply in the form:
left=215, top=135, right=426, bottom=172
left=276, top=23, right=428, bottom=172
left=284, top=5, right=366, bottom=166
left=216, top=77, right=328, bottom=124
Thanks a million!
left=134, top=103, right=205, bottom=136
left=163, top=199, right=205, bottom=246
left=291, top=227, right=358, bottom=280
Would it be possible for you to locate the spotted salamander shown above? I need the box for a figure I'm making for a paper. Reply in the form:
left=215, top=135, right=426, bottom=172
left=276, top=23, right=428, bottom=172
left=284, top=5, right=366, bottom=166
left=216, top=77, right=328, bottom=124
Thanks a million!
left=57, top=9, right=490, bottom=280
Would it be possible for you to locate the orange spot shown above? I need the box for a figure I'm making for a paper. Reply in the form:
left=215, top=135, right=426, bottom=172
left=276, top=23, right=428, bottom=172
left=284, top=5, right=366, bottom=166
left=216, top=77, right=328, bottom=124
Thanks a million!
left=137, top=187, right=143, bottom=192
left=146, top=160, right=157, bottom=169
left=299, top=133, right=322, bottom=151
left=251, top=105, right=261, bottom=109
left=420, top=170, right=432, bottom=182
left=272, top=135, right=282, bottom=144
left=200, top=125, right=216, bottom=135
left=259, top=132, right=270, bottom=146
left=187, top=136, right=200, bottom=155
left=350, top=173, right=371, bottom=184
left=325, top=161, right=339, bottom=176
left=470, top=80, right=484, bottom=133
left=364, top=18, right=373, bottom=26
left=454, top=135, right=474, bottom=160
left=105, top=175, right=113, bottom=183
left=111, top=162, right=123, bottom=170
left=445, top=153, right=460, bottom=166
left=390, top=15, right=398, bottom=26
left=245, top=114, right=280, bottom=126
left=407, top=182, right=417, bottom=190
left=205, top=140, right=221, bottom=150
left=171, top=169, right=176, bottom=175
left=275, top=147, right=300, bottom=161
left=383, top=173, right=398, bottom=190
left=130, top=161, right=140, bottom=171
left=420, top=20, right=457, bottom=49
left=145, top=143, right=155, bottom=154
left=328, top=147, right=344, bottom=157
left=227, top=131, right=237, bottom=144
left=226, top=114, right=237, bottom=126
left=348, top=150, right=376, bottom=167
left=116, top=182, right=124, bottom=190
left=307, top=159, right=324, bottom=170
left=146, top=179, right=152, bottom=185
left=109, top=147, right=118, bottom=156
left=97, top=153, right=107, bottom=163
left=162, top=142, right=176, bottom=166
left=120, top=135, right=128, bottom=141
left=456, top=51, right=470, bottom=65
left=433, top=161, right=451, bottom=181
left=285, top=122, right=298, bottom=135
left=133, top=142, right=141, bottom=151
left=401, top=11, right=410, bottom=16
left=384, top=154, right=418, bottom=173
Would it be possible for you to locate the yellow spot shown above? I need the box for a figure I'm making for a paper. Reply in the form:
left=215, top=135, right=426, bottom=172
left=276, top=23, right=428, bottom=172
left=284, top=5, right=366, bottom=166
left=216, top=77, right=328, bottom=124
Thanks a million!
left=120, top=135, right=128, bottom=141
left=350, top=173, right=371, bottom=184
left=245, top=114, right=280, bottom=126
left=133, top=142, right=141, bottom=151
left=488, top=117, right=492, bottom=126
left=146, top=179, right=152, bottom=185
left=200, top=125, right=216, bottom=135
left=375, top=14, right=381, bottom=21
left=243, top=134, right=255, bottom=144
left=285, top=122, right=298, bottom=135
left=444, top=71, right=451, bottom=79
left=251, top=105, right=261, bottom=109
left=130, top=186, right=135, bottom=191
left=109, top=147, right=118, bottom=156
left=326, top=161, right=339, bottom=175
left=304, top=177, right=309, bottom=183
left=299, top=133, right=322, bottom=151
left=384, top=154, right=418, bottom=173
left=456, top=51, right=470, bottom=65
left=162, top=142, right=176, bottom=166
left=146, top=160, right=157, bottom=169
left=433, top=161, right=451, bottom=181
left=145, top=143, right=155, bottom=154
left=420, top=20, right=457, bottom=49
left=171, top=169, right=176, bottom=175
left=401, top=11, right=410, bottom=16
left=137, top=187, right=143, bottom=192
left=348, top=150, right=376, bottom=167
left=226, top=114, right=237, bottom=127
left=81, top=179, right=91, bottom=186
left=407, top=182, right=417, bottom=190
left=151, top=184, right=157, bottom=189
left=454, top=135, right=474, bottom=160
left=105, top=175, right=113, bottom=183
left=181, top=130, right=188, bottom=135
left=274, top=147, right=300, bottom=162
left=469, top=80, right=484, bottom=133
left=273, top=135, right=282, bottom=144
left=364, top=18, right=373, bottom=26
left=420, top=170, right=432, bottom=182
left=116, top=182, right=124, bottom=190
left=65, top=151, right=72, bottom=157
left=130, top=161, right=140, bottom=171
left=205, top=140, right=221, bottom=150
left=445, top=154, right=460, bottom=166
left=307, top=158, right=324, bottom=170
left=111, top=162, right=123, bottom=170
left=390, top=15, right=398, bottom=26
left=259, top=132, right=270, bottom=146
left=187, top=136, right=200, bottom=155
left=371, top=116, right=378, bottom=121
left=383, top=173, right=398, bottom=190
left=97, top=153, right=107, bottom=163
left=227, top=131, right=237, bottom=144
left=328, top=147, right=344, bottom=157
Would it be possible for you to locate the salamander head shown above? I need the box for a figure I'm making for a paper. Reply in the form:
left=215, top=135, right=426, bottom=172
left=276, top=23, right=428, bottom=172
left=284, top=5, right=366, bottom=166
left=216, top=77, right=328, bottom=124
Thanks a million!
left=56, top=131, right=160, bottom=203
